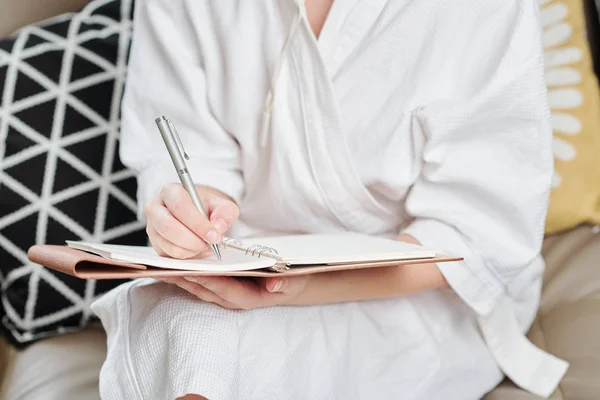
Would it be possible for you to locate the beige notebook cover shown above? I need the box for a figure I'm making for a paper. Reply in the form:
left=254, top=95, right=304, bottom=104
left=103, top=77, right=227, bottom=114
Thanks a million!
left=28, top=233, right=462, bottom=279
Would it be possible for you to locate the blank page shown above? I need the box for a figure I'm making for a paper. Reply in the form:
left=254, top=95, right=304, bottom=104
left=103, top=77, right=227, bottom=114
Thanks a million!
left=240, top=233, right=436, bottom=265
left=66, top=242, right=276, bottom=271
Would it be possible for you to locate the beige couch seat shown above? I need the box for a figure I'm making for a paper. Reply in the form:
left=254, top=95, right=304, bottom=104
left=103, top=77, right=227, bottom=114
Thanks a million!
left=484, top=226, right=600, bottom=400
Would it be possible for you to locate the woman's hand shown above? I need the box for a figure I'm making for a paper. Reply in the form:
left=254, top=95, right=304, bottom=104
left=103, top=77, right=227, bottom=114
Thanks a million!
left=144, top=183, right=239, bottom=259
left=158, top=275, right=312, bottom=310
left=152, top=229, right=447, bottom=310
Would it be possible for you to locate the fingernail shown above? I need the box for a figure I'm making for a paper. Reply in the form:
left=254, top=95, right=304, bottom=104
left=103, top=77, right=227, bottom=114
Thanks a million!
left=213, top=219, right=229, bottom=234
left=206, top=230, right=220, bottom=244
left=184, top=276, right=199, bottom=283
left=269, top=280, right=284, bottom=293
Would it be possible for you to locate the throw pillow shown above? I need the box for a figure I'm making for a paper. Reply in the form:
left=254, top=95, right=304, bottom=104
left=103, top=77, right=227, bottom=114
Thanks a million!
left=541, top=0, right=600, bottom=234
left=587, top=0, right=600, bottom=76
left=0, top=0, right=145, bottom=347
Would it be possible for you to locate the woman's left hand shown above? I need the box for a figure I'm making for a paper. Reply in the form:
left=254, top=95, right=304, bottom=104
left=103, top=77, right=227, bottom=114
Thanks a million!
left=156, top=275, right=311, bottom=310
left=156, top=234, right=446, bottom=309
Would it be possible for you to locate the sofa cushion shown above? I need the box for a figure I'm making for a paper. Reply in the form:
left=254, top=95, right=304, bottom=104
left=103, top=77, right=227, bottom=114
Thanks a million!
left=0, top=326, right=106, bottom=399
left=485, top=225, right=600, bottom=400
left=0, top=0, right=145, bottom=347
left=541, top=0, right=600, bottom=234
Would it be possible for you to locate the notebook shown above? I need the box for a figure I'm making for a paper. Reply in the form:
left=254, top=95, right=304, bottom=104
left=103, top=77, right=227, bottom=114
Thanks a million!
left=27, top=233, right=462, bottom=279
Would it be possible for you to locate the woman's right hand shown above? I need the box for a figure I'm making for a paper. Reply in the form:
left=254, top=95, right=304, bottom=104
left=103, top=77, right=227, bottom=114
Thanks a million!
left=144, top=183, right=240, bottom=259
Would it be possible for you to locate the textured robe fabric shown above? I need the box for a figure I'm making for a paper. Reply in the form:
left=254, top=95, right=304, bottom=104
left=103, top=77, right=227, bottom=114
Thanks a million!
left=92, top=0, right=568, bottom=398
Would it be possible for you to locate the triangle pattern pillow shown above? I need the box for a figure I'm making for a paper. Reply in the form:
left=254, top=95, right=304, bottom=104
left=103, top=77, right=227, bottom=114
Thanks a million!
left=541, top=0, right=600, bottom=234
left=588, top=0, right=600, bottom=76
left=0, top=0, right=146, bottom=347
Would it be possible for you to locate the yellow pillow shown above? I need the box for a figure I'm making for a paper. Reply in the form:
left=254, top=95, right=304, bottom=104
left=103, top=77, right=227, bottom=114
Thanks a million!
left=541, top=0, right=600, bottom=234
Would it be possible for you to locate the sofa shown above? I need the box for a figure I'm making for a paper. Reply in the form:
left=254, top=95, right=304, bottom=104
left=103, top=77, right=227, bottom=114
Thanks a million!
left=1, top=1, right=600, bottom=399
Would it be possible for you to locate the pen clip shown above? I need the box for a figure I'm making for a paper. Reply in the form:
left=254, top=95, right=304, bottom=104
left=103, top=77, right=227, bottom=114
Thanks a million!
left=166, top=118, right=190, bottom=160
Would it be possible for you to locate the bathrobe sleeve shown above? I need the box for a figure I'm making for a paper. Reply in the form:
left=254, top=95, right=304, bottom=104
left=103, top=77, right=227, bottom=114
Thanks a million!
left=402, top=0, right=553, bottom=317
left=119, top=0, right=244, bottom=220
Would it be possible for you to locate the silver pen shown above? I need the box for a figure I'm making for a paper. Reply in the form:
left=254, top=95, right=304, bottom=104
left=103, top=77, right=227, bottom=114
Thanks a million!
left=155, top=116, right=222, bottom=260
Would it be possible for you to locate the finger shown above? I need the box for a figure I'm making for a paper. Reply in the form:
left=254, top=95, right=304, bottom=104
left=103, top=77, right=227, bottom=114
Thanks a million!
left=145, top=196, right=209, bottom=253
left=202, top=195, right=240, bottom=235
left=149, top=201, right=211, bottom=254
left=264, top=277, right=285, bottom=293
left=147, top=224, right=200, bottom=259
left=169, top=277, right=239, bottom=309
left=183, top=276, right=264, bottom=309
left=262, top=276, right=310, bottom=297
left=147, top=224, right=169, bottom=256
left=160, top=183, right=221, bottom=244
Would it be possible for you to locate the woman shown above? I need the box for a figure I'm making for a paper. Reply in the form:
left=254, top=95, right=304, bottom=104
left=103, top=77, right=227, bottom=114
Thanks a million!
left=92, top=0, right=567, bottom=399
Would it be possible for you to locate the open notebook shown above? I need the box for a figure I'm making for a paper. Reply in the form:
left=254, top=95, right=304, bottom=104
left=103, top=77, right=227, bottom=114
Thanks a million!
left=27, top=233, right=462, bottom=279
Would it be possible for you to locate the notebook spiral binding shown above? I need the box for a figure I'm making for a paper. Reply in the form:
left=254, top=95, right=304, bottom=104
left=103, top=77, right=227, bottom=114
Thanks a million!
left=222, top=237, right=289, bottom=272
left=245, top=244, right=279, bottom=257
left=222, top=237, right=242, bottom=248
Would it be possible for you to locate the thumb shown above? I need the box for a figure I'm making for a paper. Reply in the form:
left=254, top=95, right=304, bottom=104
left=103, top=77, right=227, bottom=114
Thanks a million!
left=207, top=196, right=240, bottom=234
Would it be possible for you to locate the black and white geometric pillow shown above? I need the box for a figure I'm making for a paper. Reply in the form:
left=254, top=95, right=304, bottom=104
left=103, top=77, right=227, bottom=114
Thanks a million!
left=0, top=0, right=146, bottom=347
left=589, top=0, right=600, bottom=77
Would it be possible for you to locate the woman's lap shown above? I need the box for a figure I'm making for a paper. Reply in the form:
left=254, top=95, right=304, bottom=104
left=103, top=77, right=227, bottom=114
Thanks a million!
left=92, top=279, right=503, bottom=400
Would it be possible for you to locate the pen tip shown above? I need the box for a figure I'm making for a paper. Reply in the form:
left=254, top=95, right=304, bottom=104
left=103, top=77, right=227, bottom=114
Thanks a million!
left=213, top=245, right=222, bottom=261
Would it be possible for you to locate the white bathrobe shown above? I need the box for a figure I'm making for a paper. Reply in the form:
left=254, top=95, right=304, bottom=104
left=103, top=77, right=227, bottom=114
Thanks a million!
left=91, top=0, right=568, bottom=399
